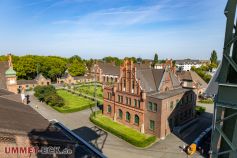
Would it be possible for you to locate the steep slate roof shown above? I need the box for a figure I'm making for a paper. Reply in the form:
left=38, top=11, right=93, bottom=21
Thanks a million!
left=176, top=71, right=193, bottom=81
left=136, top=68, right=158, bottom=92
left=17, top=79, right=37, bottom=85
left=97, top=62, right=120, bottom=76
left=0, top=61, right=9, bottom=89
left=0, top=97, right=49, bottom=133
left=190, top=71, right=208, bottom=88
left=136, top=67, right=182, bottom=93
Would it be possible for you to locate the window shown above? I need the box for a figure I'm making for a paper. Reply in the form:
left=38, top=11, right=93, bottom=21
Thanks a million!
left=121, top=96, right=123, bottom=103
left=124, top=79, right=126, bottom=88
left=132, top=80, right=135, bottom=89
left=107, top=105, right=111, bottom=113
left=148, top=102, right=153, bottom=111
left=170, top=101, right=174, bottom=110
left=108, top=92, right=112, bottom=100
left=126, top=112, right=131, bottom=122
left=134, top=115, right=139, bottom=125
left=153, top=103, right=157, bottom=112
left=118, top=109, right=123, bottom=119
left=138, top=100, right=141, bottom=108
left=126, top=97, right=128, bottom=105
left=149, top=120, right=155, bottom=130
left=118, top=95, right=120, bottom=103
left=134, top=99, right=137, bottom=107
left=129, top=98, right=131, bottom=105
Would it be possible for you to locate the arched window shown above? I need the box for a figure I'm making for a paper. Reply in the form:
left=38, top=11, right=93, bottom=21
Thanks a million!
left=118, top=109, right=123, bottom=119
left=126, top=112, right=130, bottom=122
left=165, top=87, right=169, bottom=91
left=107, top=105, right=111, bottom=113
left=134, top=115, right=139, bottom=125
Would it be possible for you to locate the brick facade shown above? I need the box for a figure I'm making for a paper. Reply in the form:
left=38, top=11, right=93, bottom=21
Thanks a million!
left=102, top=60, right=196, bottom=139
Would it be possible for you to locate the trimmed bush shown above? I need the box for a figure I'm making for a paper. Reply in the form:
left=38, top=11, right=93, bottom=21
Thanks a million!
left=90, top=112, right=156, bottom=148
left=195, top=106, right=206, bottom=115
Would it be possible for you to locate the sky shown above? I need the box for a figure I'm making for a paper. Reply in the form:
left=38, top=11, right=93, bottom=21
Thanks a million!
left=0, top=0, right=227, bottom=59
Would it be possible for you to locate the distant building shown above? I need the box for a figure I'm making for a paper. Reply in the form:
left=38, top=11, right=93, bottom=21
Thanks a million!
left=103, top=60, right=196, bottom=139
left=57, top=73, right=95, bottom=85
left=176, top=71, right=208, bottom=96
left=175, top=59, right=202, bottom=71
left=90, top=62, right=120, bottom=83
left=17, top=74, right=51, bottom=92
left=0, top=54, right=51, bottom=94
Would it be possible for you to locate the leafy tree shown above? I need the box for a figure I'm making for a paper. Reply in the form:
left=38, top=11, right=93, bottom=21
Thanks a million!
left=152, top=53, right=159, bottom=67
left=102, top=56, right=122, bottom=66
left=85, top=58, right=95, bottom=72
left=69, top=55, right=82, bottom=63
left=137, top=57, right=142, bottom=63
left=210, top=50, right=218, bottom=66
left=68, top=59, right=86, bottom=76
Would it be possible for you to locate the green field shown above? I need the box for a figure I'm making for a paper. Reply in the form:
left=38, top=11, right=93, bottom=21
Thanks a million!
left=55, top=90, right=95, bottom=113
left=75, top=85, right=103, bottom=99
left=90, top=112, right=157, bottom=147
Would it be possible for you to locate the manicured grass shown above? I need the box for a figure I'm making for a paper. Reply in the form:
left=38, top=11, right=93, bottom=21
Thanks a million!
left=75, top=85, right=103, bottom=99
left=90, top=112, right=157, bottom=148
left=55, top=90, right=95, bottom=113
left=198, top=98, right=214, bottom=104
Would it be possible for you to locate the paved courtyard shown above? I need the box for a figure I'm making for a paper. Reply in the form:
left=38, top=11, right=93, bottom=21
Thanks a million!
left=28, top=95, right=204, bottom=158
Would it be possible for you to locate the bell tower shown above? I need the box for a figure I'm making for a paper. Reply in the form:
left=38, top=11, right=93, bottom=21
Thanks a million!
left=5, top=54, right=17, bottom=93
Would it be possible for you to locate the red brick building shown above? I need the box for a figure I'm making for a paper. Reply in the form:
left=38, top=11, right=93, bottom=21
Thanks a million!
left=103, top=60, right=196, bottom=139
left=90, top=62, right=120, bottom=83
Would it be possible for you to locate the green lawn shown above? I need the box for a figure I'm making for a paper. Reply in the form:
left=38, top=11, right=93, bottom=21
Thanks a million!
left=55, top=90, right=95, bottom=113
left=75, top=85, right=103, bottom=99
left=90, top=112, right=157, bottom=148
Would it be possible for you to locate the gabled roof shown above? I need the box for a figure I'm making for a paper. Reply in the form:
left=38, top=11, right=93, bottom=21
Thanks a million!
left=136, top=68, right=158, bottom=92
left=136, top=68, right=181, bottom=93
left=0, top=61, right=9, bottom=89
left=35, top=73, right=49, bottom=81
left=97, top=62, right=120, bottom=76
left=176, top=71, right=193, bottom=81
left=176, top=70, right=207, bottom=88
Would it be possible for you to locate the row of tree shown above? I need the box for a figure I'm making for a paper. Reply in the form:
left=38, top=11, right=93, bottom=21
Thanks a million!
left=0, top=55, right=90, bottom=81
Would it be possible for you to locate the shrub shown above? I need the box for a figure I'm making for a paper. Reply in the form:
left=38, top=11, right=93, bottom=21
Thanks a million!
left=34, top=85, right=64, bottom=107
left=195, top=106, right=206, bottom=115
left=45, top=94, right=64, bottom=107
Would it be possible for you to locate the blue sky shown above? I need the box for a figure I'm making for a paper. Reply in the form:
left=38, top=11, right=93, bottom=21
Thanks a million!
left=0, top=0, right=226, bottom=59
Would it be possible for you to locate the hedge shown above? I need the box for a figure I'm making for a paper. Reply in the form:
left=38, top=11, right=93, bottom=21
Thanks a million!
left=52, top=103, right=95, bottom=113
left=90, top=112, right=156, bottom=148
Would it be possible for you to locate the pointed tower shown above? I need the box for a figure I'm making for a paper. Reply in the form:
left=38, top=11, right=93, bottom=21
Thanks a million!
left=5, top=54, right=17, bottom=93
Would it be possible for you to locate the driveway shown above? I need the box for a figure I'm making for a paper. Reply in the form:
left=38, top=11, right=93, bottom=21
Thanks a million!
left=28, top=95, right=203, bottom=158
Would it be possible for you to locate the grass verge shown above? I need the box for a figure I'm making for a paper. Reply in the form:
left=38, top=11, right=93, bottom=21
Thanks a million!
left=90, top=111, right=156, bottom=148
left=55, top=90, right=95, bottom=113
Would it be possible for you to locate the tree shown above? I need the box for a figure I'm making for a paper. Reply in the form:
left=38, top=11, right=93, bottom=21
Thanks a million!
left=210, top=50, right=218, bottom=66
left=152, top=53, right=159, bottom=67
left=69, top=55, right=82, bottom=63
left=68, top=59, right=86, bottom=76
